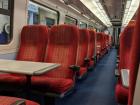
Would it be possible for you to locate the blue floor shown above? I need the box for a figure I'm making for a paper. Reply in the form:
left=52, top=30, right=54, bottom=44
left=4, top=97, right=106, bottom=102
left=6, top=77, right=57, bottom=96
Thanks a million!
left=55, top=49, right=117, bottom=105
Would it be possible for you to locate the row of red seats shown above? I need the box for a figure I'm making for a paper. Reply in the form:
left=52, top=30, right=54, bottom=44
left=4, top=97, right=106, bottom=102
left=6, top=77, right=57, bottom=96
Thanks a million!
left=115, top=6, right=140, bottom=105
left=0, top=25, right=112, bottom=105
left=96, top=32, right=112, bottom=60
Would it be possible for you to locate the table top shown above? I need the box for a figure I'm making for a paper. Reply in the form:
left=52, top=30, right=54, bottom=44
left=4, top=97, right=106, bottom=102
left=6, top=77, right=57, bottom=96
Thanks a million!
left=0, top=59, right=61, bottom=75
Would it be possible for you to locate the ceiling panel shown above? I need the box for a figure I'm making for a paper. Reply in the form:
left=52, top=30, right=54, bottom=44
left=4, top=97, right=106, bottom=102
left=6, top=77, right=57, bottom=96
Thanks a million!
left=100, top=0, right=124, bottom=20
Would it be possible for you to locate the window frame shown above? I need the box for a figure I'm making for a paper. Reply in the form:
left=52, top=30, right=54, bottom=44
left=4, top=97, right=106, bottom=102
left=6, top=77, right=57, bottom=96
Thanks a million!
left=79, top=21, right=87, bottom=29
left=65, top=15, right=78, bottom=25
left=30, top=0, right=60, bottom=25
left=0, top=0, right=14, bottom=45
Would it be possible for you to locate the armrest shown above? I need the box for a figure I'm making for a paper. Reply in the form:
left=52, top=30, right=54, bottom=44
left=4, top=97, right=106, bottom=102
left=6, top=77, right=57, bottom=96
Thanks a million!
left=116, top=63, right=119, bottom=68
left=91, top=56, right=96, bottom=61
left=117, top=56, right=120, bottom=59
left=121, top=69, right=129, bottom=88
left=69, top=65, right=80, bottom=72
left=115, top=69, right=120, bottom=77
left=116, top=59, right=120, bottom=64
left=84, top=58, right=90, bottom=63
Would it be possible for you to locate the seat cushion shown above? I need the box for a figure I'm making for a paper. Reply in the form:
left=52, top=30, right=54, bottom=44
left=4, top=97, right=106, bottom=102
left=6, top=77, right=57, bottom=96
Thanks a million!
left=115, top=83, right=128, bottom=104
left=31, top=76, right=74, bottom=94
left=26, top=100, right=39, bottom=105
left=78, top=67, right=87, bottom=78
left=0, top=96, right=39, bottom=105
left=0, top=74, right=26, bottom=84
left=89, top=60, right=94, bottom=66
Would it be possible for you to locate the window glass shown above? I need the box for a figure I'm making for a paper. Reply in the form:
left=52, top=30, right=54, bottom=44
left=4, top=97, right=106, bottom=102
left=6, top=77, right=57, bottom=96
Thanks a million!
left=28, top=1, right=59, bottom=27
left=0, top=0, right=13, bottom=44
left=88, top=24, right=94, bottom=29
left=0, top=0, right=9, bottom=10
left=64, top=15, right=77, bottom=25
left=79, top=21, right=87, bottom=29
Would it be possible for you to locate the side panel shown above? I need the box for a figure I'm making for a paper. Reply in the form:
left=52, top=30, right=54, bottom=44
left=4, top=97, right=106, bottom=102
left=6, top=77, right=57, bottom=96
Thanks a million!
left=0, top=0, right=28, bottom=55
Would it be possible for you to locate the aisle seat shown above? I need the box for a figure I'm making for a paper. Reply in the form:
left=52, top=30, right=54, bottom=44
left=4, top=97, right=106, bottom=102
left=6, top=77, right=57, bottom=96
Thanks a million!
left=32, top=25, right=79, bottom=96
left=96, top=32, right=102, bottom=60
left=87, top=30, right=96, bottom=67
left=115, top=23, right=135, bottom=104
left=77, top=29, right=89, bottom=79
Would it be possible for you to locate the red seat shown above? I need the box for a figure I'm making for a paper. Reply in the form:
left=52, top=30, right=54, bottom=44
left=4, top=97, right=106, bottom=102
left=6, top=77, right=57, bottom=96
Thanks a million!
left=109, top=36, right=113, bottom=47
left=76, top=29, right=89, bottom=78
left=96, top=32, right=103, bottom=60
left=115, top=23, right=135, bottom=104
left=0, top=96, right=39, bottom=105
left=101, top=33, right=107, bottom=56
left=87, top=30, right=96, bottom=66
left=128, top=7, right=140, bottom=105
left=105, top=35, right=110, bottom=51
left=102, top=33, right=106, bottom=55
left=0, top=25, right=48, bottom=85
left=32, top=25, right=79, bottom=95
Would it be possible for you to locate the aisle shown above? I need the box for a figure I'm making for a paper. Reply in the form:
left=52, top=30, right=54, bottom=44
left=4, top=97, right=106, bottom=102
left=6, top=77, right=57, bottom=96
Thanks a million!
left=56, top=48, right=117, bottom=105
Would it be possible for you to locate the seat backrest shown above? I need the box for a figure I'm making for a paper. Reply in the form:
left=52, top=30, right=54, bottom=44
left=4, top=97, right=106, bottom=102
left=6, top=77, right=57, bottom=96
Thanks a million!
left=106, top=35, right=109, bottom=47
left=77, top=29, right=89, bottom=66
left=44, top=24, right=79, bottom=79
left=16, top=25, right=48, bottom=62
left=96, top=32, right=102, bottom=53
left=87, top=30, right=96, bottom=58
left=119, top=24, right=135, bottom=70
left=102, top=33, right=106, bottom=49
left=128, top=7, right=140, bottom=105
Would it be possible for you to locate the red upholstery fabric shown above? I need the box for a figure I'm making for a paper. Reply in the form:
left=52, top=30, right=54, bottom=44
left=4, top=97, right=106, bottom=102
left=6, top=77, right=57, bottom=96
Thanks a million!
left=32, top=76, right=74, bottom=93
left=115, top=21, right=135, bottom=104
left=116, top=83, right=128, bottom=104
left=0, top=74, right=26, bottom=84
left=16, top=25, right=48, bottom=62
left=32, top=25, right=79, bottom=94
left=115, top=23, right=135, bottom=104
left=76, top=29, right=89, bottom=77
left=77, top=29, right=89, bottom=66
left=0, top=25, right=48, bottom=84
left=96, top=32, right=102, bottom=59
left=128, top=7, right=140, bottom=105
left=78, top=67, right=87, bottom=78
left=89, top=60, right=94, bottom=67
left=0, top=96, right=39, bottom=105
left=119, top=24, right=135, bottom=70
left=101, top=33, right=107, bottom=55
left=105, top=35, right=110, bottom=49
left=87, top=30, right=96, bottom=59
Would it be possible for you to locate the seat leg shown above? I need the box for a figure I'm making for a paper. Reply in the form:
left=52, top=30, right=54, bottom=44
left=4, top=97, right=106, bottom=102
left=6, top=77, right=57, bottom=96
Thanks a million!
left=44, top=96, right=55, bottom=105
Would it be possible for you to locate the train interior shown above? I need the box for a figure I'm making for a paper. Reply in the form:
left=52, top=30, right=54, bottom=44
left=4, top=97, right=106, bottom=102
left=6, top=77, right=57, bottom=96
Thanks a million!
left=0, top=0, right=139, bottom=105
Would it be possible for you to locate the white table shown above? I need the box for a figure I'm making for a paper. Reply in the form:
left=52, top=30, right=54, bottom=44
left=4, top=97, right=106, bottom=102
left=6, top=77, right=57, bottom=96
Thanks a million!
left=0, top=59, right=61, bottom=75
left=0, top=59, right=61, bottom=97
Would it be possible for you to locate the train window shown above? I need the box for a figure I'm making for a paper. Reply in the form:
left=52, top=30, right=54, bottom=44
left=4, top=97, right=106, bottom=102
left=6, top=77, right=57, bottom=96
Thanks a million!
left=64, top=15, right=77, bottom=25
left=0, top=0, right=14, bottom=44
left=79, top=21, right=87, bottom=29
left=0, top=0, right=9, bottom=10
left=28, top=1, right=59, bottom=27
left=88, top=24, right=94, bottom=29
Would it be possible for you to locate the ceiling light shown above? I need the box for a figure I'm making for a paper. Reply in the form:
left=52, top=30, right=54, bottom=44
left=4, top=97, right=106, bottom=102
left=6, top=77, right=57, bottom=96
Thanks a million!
left=59, top=0, right=65, bottom=3
left=122, top=0, right=140, bottom=26
left=80, top=0, right=112, bottom=27
left=83, top=14, right=90, bottom=20
left=68, top=5, right=81, bottom=14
